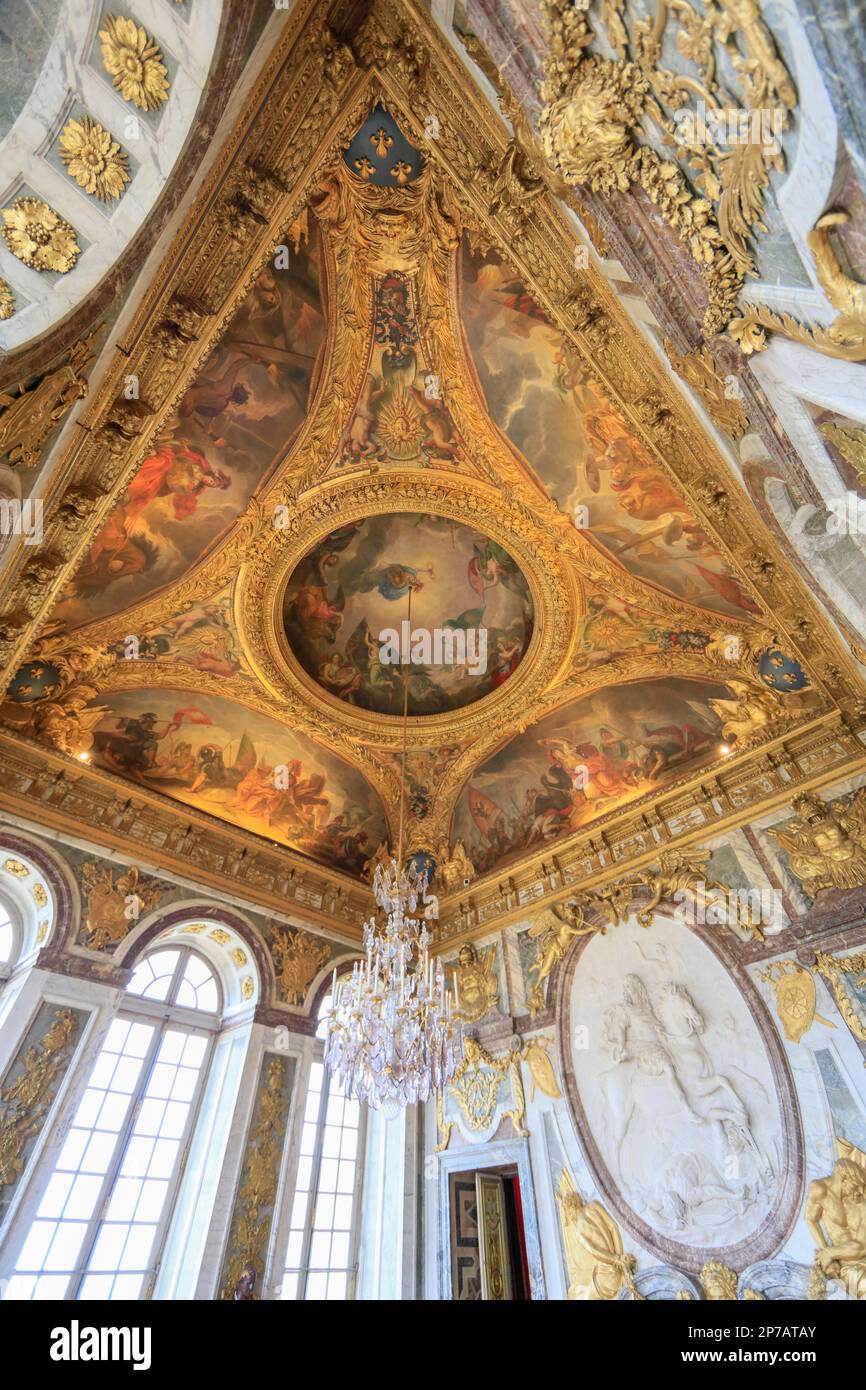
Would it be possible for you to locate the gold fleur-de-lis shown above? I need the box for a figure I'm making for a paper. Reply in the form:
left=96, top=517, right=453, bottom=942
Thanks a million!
left=371, top=127, right=393, bottom=159
left=354, top=156, right=377, bottom=181
left=390, top=160, right=413, bottom=186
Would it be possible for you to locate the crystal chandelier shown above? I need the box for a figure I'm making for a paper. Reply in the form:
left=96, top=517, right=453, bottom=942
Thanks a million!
left=323, top=856, right=463, bottom=1109
left=323, top=587, right=463, bottom=1110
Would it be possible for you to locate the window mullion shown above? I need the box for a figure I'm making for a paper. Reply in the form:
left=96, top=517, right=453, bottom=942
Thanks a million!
left=65, top=1015, right=166, bottom=1300
left=298, top=1070, right=330, bottom=1299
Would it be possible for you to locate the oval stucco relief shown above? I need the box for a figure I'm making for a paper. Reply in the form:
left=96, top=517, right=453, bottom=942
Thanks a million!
left=560, top=917, right=802, bottom=1270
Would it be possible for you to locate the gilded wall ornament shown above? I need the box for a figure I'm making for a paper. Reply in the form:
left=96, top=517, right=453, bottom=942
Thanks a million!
left=663, top=339, right=749, bottom=439
left=522, top=1037, right=562, bottom=1101
left=0, top=334, right=95, bottom=470
left=813, top=951, right=866, bottom=1043
left=759, top=960, right=835, bottom=1044
left=709, top=679, right=797, bottom=746
left=270, top=925, right=331, bottom=1006
left=556, top=1169, right=640, bottom=1300
left=527, top=900, right=606, bottom=1014
left=0, top=278, right=13, bottom=320
left=449, top=941, right=498, bottom=1023
left=820, top=422, right=866, bottom=490
left=0, top=1008, right=78, bottom=1190
left=730, top=211, right=866, bottom=362
left=99, top=15, right=169, bottom=112
left=768, top=788, right=866, bottom=895
left=80, top=861, right=161, bottom=951
left=806, top=1137, right=866, bottom=1299
left=446, top=1036, right=528, bottom=1136
left=59, top=117, right=130, bottom=201
left=1, top=197, right=80, bottom=273
left=219, top=1055, right=290, bottom=1300
left=697, top=1261, right=763, bottom=1300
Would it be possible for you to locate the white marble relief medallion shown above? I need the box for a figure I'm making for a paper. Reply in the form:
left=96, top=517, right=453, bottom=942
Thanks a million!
left=568, top=918, right=782, bottom=1249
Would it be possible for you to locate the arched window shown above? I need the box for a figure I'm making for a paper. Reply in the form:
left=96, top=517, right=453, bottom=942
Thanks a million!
left=0, top=896, right=14, bottom=969
left=280, top=984, right=366, bottom=1301
left=6, top=945, right=222, bottom=1301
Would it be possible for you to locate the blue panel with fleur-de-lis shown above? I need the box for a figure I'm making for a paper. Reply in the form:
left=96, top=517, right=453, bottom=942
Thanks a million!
left=6, top=661, right=63, bottom=703
left=758, top=648, right=809, bottom=691
left=343, top=104, right=423, bottom=187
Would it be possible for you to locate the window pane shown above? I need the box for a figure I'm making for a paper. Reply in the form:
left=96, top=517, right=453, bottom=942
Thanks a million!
left=37, top=1172, right=75, bottom=1219
left=306, top=1272, right=327, bottom=1299
left=79, top=1274, right=113, bottom=1300
left=106, top=1177, right=142, bottom=1223
left=284, top=1230, right=303, bottom=1267
left=89, top=1223, right=127, bottom=1271
left=112, top=1273, right=144, bottom=1300
left=327, top=1271, right=348, bottom=1300
left=120, top=1224, right=156, bottom=1271
left=44, top=1222, right=87, bottom=1272
left=65, top=1173, right=102, bottom=1222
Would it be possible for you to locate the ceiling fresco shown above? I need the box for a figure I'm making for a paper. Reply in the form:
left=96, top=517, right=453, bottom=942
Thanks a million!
left=452, top=677, right=732, bottom=875
left=283, top=514, right=533, bottom=715
left=460, top=243, right=763, bottom=621
left=86, top=689, right=387, bottom=875
left=47, top=227, right=326, bottom=632
left=0, top=0, right=861, bottom=903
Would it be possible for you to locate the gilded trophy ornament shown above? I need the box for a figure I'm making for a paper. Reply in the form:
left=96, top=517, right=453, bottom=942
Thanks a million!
left=219, top=1056, right=289, bottom=1300
left=758, top=960, right=835, bottom=1044
left=59, top=117, right=130, bottom=201
left=449, top=942, right=499, bottom=1023
left=521, top=1036, right=562, bottom=1101
left=768, top=789, right=866, bottom=896
left=79, top=861, right=161, bottom=951
left=0, top=277, right=13, bottom=321
left=1, top=197, right=80, bottom=274
left=270, top=926, right=332, bottom=1006
left=99, top=14, right=170, bottom=111
left=0, top=1009, right=78, bottom=1188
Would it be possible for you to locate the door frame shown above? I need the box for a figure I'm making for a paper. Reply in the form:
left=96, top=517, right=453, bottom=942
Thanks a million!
left=436, top=1140, right=545, bottom=1301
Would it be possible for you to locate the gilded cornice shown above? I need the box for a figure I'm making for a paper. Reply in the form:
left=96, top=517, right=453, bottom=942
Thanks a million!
left=0, top=0, right=864, bottom=931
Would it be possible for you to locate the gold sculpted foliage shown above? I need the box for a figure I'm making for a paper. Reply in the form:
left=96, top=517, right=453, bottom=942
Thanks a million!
left=730, top=211, right=866, bottom=362
left=1, top=197, right=80, bottom=274
left=556, top=1169, right=641, bottom=1300
left=539, top=0, right=796, bottom=336
left=663, top=339, right=749, bottom=438
left=806, top=1137, right=866, bottom=1299
left=813, top=951, right=866, bottom=1044
left=0, top=278, right=13, bottom=321
left=99, top=14, right=169, bottom=111
left=59, top=117, right=130, bottom=201
left=820, top=422, right=866, bottom=490
left=0, top=1009, right=78, bottom=1188
left=768, top=788, right=866, bottom=895
left=219, top=1056, right=288, bottom=1300
left=270, top=926, right=331, bottom=1006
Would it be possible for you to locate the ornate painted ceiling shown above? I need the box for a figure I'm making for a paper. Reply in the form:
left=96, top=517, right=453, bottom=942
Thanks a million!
left=0, top=0, right=865, bottom=942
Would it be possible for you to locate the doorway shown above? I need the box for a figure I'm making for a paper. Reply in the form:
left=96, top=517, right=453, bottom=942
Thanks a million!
left=448, top=1165, right=531, bottom=1300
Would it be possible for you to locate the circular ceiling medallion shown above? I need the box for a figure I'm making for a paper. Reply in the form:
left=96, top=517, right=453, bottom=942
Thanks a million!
left=282, top=513, right=534, bottom=716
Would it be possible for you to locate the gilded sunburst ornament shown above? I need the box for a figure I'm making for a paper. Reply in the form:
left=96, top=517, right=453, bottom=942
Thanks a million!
left=0, top=278, right=13, bottom=320
left=1, top=198, right=80, bottom=273
left=99, top=14, right=170, bottom=111
left=59, top=117, right=130, bottom=200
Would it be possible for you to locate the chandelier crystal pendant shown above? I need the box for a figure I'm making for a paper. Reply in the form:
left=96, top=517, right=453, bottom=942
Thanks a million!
left=323, top=856, right=463, bottom=1109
